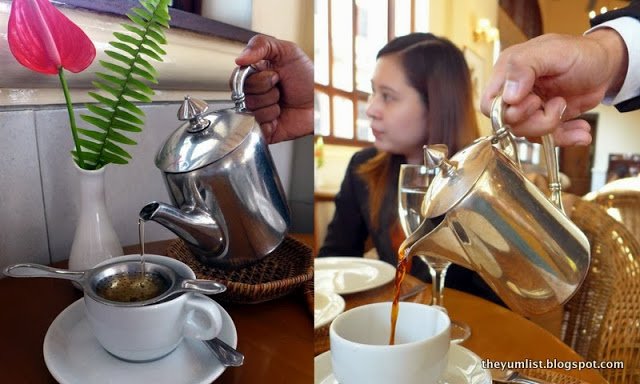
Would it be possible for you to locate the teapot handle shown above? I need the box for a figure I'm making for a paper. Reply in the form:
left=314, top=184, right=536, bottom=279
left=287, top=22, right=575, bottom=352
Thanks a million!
left=490, top=97, right=521, bottom=166
left=541, top=134, right=565, bottom=212
left=231, top=65, right=258, bottom=112
left=490, top=97, right=565, bottom=213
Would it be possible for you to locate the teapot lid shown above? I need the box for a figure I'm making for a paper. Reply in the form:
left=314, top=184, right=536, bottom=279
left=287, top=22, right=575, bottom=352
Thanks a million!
left=155, top=97, right=256, bottom=173
left=422, top=137, right=495, bottom=218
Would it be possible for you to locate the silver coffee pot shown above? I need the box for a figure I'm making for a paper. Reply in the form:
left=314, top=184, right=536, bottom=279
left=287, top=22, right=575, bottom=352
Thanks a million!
left=401, top=97, right=591, bottom=316
left=140, top=66, right=290, bottom=268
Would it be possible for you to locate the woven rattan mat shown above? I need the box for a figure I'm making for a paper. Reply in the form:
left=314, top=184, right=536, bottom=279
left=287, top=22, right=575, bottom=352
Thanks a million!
left=167, top=236, right=313, bottom=304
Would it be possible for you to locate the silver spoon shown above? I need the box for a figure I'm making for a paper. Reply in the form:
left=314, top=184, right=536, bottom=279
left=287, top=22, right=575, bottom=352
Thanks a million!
left=203, top=337, right=244, bottom=367
left=491, top=368, right=552, bottom=384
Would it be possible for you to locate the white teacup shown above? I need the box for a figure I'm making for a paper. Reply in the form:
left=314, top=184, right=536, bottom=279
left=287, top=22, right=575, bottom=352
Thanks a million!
left=86, top=254, right=222, bottom=362
left=330, top=302, right=450, bottom=384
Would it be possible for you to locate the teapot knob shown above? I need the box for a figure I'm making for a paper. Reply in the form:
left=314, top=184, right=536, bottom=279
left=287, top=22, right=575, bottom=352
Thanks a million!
left=178, top=96, right=211, bottom=132
left=424, top=144, right=456, bottom=177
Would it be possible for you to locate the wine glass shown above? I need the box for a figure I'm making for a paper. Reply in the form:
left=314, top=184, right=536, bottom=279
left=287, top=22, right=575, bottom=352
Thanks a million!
left=397, top=163, right=471, bottom=343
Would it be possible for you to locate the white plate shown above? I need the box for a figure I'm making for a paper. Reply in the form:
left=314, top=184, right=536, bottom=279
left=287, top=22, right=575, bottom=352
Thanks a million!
left=44, top=298, right=237, bottom=384
left=314, top=344, right=491, bottom=384
left=314, top=257, right=396, bottom=294
left=314, top=290, right=346, bottom=329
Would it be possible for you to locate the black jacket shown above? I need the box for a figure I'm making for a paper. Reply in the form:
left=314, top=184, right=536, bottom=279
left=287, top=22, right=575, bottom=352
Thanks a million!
left=592, top=1, right=640, bottom=112
left=318, top=147, right=504, bottom=305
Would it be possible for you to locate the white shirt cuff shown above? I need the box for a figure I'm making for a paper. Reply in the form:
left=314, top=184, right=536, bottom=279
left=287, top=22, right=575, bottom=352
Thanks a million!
left=586, top=17, right=640, bottom=105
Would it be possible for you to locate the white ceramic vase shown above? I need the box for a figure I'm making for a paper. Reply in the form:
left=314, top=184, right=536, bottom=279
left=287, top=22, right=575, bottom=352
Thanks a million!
left=68, top=163, right=123, bottom=271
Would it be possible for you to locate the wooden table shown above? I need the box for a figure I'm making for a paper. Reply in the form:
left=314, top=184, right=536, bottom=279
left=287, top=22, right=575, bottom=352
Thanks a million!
left=0, top=234, right=313, bottom=384
left=315, top=274, right=608, bottom=384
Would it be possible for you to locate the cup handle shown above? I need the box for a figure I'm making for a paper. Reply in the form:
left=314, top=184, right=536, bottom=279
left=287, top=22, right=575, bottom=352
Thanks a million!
left=182, top=294, right=223, bottom=340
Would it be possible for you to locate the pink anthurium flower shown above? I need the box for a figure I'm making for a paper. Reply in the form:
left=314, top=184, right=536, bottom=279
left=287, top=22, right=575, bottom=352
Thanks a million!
left=8, top=0, right=96, bottom=74
left=7, top=0, right=97, bottom=168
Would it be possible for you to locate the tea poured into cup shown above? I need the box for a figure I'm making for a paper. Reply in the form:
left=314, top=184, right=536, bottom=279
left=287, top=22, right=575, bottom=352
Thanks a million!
left=86, top=255, right=222, bottom=362
left=330, top=302, right=450, bottom=384
left=95, top=271, right=169, bottom=303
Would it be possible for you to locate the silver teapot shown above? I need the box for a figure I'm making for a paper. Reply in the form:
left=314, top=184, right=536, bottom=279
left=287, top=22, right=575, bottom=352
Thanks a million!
left=140, top=66, right=290, bottom=268
left=402, top=98, right=591, bottom=316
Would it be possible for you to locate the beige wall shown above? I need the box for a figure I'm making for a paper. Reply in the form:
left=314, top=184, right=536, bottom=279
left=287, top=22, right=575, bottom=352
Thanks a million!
left=430, top=0, right=498, bottom=136
left=539, top=0, right=629, bottom=35
left=252, top=0, right=313, bottom=55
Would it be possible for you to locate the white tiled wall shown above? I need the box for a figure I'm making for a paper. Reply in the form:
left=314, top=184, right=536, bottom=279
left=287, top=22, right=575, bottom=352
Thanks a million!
left=0, top=102, right=311, bottom=273
left=0, top=110, right=50, bottom=267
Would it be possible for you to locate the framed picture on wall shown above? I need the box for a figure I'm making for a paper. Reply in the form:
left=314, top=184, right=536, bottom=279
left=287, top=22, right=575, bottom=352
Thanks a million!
left=463, top=47, right=484, bottom=111
left=606, top=153, right=640, bottom=183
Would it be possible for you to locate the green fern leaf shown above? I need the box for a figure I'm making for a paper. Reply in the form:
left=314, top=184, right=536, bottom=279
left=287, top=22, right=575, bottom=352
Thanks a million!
left=116, top=98, right=146, bottom=117
left=86, top=104, right=115, bottom=120
left=88, top=92, right=117, bottom=109
left=132, top=8, right=153, bottom=21
left=78, top=138, right=103, bottom=153
left=75, top=0, right=170, bottom=169
left=100, top=151, right=129, bottom=165
left=114, top=109, right=145, bottom=125
left=138, top=47, right=163, bottom=62
left=80, top=115, right=110, bottom=131
left=104, top=141, right=132, bottom=158
left=108, top=130, right=138, bottom=145
left=121, top=24, right=146, bottom=38
left=145, top=29, right=167, bottom=45
left=96, top=73, right=126, bottom=88
left=133, top=56, right=157, bottom=75
left=124, top=77, right=154, bottom=95
left=131, top=66, right=157, bottom=83
left=139, top=1, right=155, bottom=14
left=108, top=42, right=138, bottom=58
left=141, top=39, right=166, bottom=55
left=77, top=129, right=106, bottom=141
left=113, top=32, right=142, bottom=47
left=111, top=119, right=143, bottom=132
left=122, top=88, right=152, bottom=102
left=92, top=81, right=120, bottom=98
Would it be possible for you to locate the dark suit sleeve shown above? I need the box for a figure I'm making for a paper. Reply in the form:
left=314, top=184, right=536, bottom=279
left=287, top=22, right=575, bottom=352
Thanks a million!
left=317, top=154, right=369, bottom=258
left=591, top=1, right=640, bottom=25
left=591, top=2, right=640, bottom=112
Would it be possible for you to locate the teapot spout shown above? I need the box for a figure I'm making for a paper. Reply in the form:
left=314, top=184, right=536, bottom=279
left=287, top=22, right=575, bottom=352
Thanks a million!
left=139, top=202, right=226, bottom=258
left=400, top=216, right=473, bottom=270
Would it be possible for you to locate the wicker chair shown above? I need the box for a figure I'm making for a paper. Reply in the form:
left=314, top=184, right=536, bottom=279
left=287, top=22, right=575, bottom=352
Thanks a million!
left=584, top=181, right=640, bottom=244
left=562, top=198, right=640, bottom=383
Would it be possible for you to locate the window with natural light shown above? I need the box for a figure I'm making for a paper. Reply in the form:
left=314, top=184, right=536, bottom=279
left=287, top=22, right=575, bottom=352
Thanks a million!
left=314, top=0, right=431, bottom=145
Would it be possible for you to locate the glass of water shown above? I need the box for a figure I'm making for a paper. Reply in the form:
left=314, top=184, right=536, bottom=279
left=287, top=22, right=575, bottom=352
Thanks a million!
left=397, top=163, right=471, bottom=344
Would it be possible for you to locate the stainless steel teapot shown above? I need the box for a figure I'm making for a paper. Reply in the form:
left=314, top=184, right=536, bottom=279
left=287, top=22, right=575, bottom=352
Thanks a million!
left=140, top=66, right=290, bottom=268
left=401, top=98, right=591, bottom=316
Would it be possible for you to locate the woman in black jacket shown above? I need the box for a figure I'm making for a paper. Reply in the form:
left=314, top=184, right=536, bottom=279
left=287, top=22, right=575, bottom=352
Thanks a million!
left=318, top=33, right=503, bottom=306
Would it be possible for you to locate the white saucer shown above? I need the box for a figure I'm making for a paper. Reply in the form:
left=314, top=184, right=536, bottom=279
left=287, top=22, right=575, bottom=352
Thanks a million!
left=315, top=257, right=396, bottom=294
left=44, top=298, right=237, bottom=384
left=314, top=290, right=346, bottom=329
left=314, top=344, right=491, bottom=384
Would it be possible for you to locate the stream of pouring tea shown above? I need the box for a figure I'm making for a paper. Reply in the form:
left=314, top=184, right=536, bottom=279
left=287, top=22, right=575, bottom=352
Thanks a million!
left=389, top=246, right=411, bottom=345
left=138, top=218, right=146, bottom=275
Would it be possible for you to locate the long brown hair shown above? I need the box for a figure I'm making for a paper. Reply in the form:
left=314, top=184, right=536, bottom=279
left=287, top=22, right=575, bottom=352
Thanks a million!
left=358, top=33, right=479, bottom=228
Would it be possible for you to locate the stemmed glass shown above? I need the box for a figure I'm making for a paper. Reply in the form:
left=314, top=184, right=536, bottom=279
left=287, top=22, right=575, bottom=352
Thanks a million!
left=397, top=164, right=471, bottom=343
